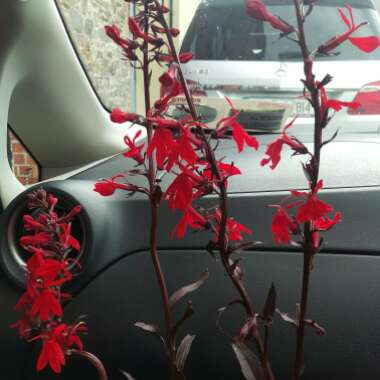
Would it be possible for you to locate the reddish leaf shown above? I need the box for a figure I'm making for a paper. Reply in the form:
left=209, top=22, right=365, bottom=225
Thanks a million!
left=169, top=271, right=209, bottom=309
left=232, top=342, right=264, bottom=380
left=176, top=334, right=195, bottom=372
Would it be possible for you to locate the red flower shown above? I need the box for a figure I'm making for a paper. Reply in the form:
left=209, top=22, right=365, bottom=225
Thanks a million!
left=146, top=125, right=176, bottom=169
left=105, top=25, right=128, bottom=48
left=37, top=338, right=65, bottom=373
left=203, top=161, right=242, bottom=186
left=173, top=207, right=206, bottom=239
left=165, top=173, right=194, bottom=211
left=319, top=84, right=360, bottom=118
left=94, top=175, right=133, bottom=196
left=271, top=207, right=298, bottom=244
left=157, top=52, right=193, bottom=64
left=31, top=288, right=62, bottom=322
left=128, top=17, right=158, bottom=43
left=166, top=126, right=200, bottom=171
left=34, top=259, right=72, bottom=286
left=37, top=325, right=66, bottom=373
left=295, top=181, right=333, bottom=224
left=169, top=28, right=180, bottom=37
left=123, top=130, right=145, bottom=165
left=214, top=210, right=252, bottom=242
left=110, top=108, right=139, bottom=124
left=318, top=3, right=368, bottom=54
left=20, top=232, right=52, bottom=248
left=23, top=215, right=44, bottom=231
left=11, top=313, right=32, bottom=338
left=60, top=223, right=81, bottom=252
left=246, top=0, right=293, bottom=34
left=314, top=212, right=341, bottom=231
left=217, top=98, right=259, bottom=153
left=227, top=218, right=252, bottom=241
left=348, top=35, right=380, bottom=53
left=261, top=118, right=305, bottom=170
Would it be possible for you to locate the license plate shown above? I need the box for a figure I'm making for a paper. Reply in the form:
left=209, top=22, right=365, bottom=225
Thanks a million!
left=294, top=99, right=314, bottom=117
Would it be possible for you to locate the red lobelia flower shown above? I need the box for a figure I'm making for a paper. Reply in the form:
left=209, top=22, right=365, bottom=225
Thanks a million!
left=173, top=207, right=206, bottom=239
left=94, top=175, right=133, bottom=196
left=319, top=83, right=360, bottom=118
left=246, top=0, right=294, bottom=34
left=348, top=35, right=380, bottom=53
left=165, top=173, right=194, bottom=211
left=146, top=125, right=177, bottom=169
left=271, top=206, right=298, bottom=244
left=295, top=180, right=334, bottom=224
left=20, top=232, right=52, bottom=249
left=37, top=337, right=65, bottom=374
left=314, top=212, right=341, bottom=231
left=104, top=25, right=129, bottom=48
left=110, top=108, right=139, bottom=124
left=261, top=117, right=306, bottom=170
left=318, top=3, right=369, bottom=54
left=59, top=223, right=81, bottom=252
left=30, top=288, right=62, bottom=322
left=217, top=98, right=259, bottom=153
left=123, top=130, right=145, bottom=165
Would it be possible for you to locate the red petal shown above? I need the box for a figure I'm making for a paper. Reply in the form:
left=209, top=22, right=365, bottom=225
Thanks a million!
left=348, top=36, right=380, bottom=53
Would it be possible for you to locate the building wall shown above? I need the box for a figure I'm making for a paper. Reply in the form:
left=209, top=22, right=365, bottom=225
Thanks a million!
left=8, top=132, right=39, bottom=186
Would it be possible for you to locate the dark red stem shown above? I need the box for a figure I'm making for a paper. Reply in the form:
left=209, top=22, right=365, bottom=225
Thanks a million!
left=156, top=4, right=274, bottom=379
left=66, top=349, right=108, bottom=380
left=141, top=2, right=174, bottom=371
left=292, top=1, right=322, bottom=379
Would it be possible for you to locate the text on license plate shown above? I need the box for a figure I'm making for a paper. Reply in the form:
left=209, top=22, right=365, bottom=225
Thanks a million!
left=294, top=100, right=314, bottom=117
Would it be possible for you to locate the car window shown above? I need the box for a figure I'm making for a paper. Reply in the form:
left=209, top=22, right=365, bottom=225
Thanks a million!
left=182, top=0, right=380, bottom=61
left=55, top=0, right=134, bottom=110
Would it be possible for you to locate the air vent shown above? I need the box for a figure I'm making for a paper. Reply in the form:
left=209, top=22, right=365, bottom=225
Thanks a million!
left=0, top=188, right=89, bottom=288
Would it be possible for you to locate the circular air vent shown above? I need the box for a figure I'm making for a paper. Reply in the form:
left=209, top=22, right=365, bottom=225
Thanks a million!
left=1, top=188, right=89, bottom=288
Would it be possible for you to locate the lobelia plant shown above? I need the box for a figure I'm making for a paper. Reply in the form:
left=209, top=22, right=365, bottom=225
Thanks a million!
left=247, top=0, right=380, bottom=379
left=12, top=189, right=108, bottom=379
left=98, top=0, right=277, bottom=379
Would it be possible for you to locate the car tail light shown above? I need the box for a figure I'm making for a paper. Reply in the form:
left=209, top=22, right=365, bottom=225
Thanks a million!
left=348, top=81, right=380, bottom=115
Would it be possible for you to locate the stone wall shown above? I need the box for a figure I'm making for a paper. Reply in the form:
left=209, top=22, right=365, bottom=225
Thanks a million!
left=56, top=0, right=133, bottom=111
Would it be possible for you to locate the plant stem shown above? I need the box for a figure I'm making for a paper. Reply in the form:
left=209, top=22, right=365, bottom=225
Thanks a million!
left=293, top=232, right=312, bottom=380
left=155, top=4, right=274, bottom=379
left=292, top=1, right=322, bottom=379
left=142, top=2, right=174, bottom=371
left=66, top=349, right=108, bottom=380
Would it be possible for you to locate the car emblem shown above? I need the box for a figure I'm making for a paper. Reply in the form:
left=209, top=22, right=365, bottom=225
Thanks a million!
left=275, top=63, right=287, bottom=77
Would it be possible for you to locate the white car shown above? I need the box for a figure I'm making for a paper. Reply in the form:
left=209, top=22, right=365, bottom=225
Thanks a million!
left=179, top=0, right=380, bottom=135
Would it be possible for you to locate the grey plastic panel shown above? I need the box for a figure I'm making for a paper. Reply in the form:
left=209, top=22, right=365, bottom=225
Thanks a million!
left=71, top=136, right=380, bottom=193
left=26, top=250, right=380, bottom=379
left=2, top=178, right=380, bottom=293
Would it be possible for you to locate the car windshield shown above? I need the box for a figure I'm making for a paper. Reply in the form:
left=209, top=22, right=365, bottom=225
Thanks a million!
left=182, top=0, right=380, bottom=61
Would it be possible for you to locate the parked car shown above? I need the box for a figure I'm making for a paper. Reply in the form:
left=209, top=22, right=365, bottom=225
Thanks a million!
left=1, top=1, right=380, bottom=380
left=178, top=0, right=380, bottom=135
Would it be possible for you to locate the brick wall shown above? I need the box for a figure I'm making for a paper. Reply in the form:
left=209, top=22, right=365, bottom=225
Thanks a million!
left=9, top=132, right=39, bottom=185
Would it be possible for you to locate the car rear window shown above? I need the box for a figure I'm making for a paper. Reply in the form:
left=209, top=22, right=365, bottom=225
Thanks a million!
left=181, top=0, right=380, bottom=61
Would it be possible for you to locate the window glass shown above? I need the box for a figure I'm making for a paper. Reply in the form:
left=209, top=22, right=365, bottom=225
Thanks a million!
left=56, top=0, right=133, bottom=110
left=182, top=0, right=380, bottom=61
